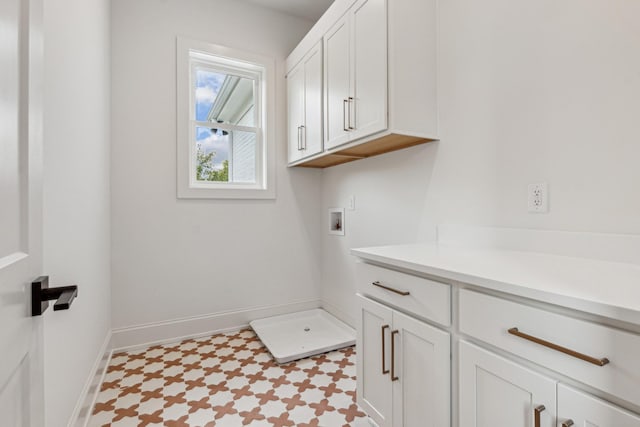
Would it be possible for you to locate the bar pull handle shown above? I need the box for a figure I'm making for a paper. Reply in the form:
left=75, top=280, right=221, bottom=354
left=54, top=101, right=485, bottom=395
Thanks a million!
left=372, top=281, right=410, bottom=296
left=562, top=420, right=574, bottom=427
left=300, top=125, right=306, bottom=150
left=391, top=329, right=399, bottom=381
left=347, top=97, right=355, bottom=130
left=297, top=126, right=302, bottom=150
left=534, top=405, right=545, bottom=427
left=508, top=327, right=610, bottom=367
left=32, top=276, right=78, bottom=316
left=343, top=99, right=349, bottom=132
left=381, top=325, right=389, bottom=375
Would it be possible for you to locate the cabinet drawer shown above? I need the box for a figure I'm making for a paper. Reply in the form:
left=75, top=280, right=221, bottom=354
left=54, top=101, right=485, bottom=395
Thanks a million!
left=459, top=289, right=640, bottom=406
left=356, top=262, right=451, bottom=326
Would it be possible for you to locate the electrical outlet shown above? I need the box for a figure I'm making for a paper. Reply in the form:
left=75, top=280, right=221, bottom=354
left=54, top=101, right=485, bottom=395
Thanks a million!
left=348, top=195, right=355, bottom=211
left=528, top=183, right=548, bottom=213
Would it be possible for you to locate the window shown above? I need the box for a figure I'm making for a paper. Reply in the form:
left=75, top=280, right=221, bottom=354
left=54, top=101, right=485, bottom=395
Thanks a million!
left=177, top=38, right=275, bottom=199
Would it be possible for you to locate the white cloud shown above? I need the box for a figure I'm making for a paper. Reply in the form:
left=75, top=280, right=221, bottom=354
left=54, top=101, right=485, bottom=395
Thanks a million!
left=195, top=86, right=217, bottom=104
left=197, top=134, right=229, bottom=163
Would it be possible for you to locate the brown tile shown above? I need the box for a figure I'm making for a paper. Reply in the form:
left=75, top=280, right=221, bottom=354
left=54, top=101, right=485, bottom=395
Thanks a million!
left=88, top=329, right=366, bottom=427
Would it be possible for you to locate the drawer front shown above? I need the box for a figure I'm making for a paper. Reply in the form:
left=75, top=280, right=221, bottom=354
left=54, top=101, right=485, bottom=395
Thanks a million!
left=356, top=262, right=451, bottom=326
left=459, top=289, right=640, bottom=406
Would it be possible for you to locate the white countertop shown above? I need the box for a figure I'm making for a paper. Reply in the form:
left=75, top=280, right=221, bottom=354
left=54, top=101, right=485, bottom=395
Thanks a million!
left=351, top=243, right=640, bottom=326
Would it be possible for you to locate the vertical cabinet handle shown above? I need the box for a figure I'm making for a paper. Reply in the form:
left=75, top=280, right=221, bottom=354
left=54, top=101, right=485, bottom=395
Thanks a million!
left=534, top=405, right=545, bottom=427
left=348, top=97, right=355, bottom=130
left=562, top=421, right=574, bottom=427
left=300, top=125, right=306, bottom=150
left=391, top=330, right=399, bottom=381
left=381, top=325, right=389, bottom=375
left=343, top=99, right=349, bottom=132
left=297, top=126, right=302, bottom=150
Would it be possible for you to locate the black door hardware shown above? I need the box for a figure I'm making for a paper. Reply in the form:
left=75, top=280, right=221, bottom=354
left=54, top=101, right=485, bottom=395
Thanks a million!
left=32, top=276, right=78, bottom=316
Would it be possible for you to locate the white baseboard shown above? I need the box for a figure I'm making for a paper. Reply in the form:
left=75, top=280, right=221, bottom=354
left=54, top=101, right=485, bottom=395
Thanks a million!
left=68, top=330, right=112, bottom=427
left=109, top=299, right=322, bottom=353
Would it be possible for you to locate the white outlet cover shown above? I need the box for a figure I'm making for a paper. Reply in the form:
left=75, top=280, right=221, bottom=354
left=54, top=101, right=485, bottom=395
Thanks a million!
left=528, top=183, right=549, bottom=213
left=348, top=195, right=355, bottom=211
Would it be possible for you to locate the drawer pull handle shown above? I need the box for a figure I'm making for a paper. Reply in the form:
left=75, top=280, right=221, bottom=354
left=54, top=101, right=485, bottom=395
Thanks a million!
left=372, top=281, right=410, bottom=296
left=381, top=325, right=390, bottom=375
left=508, top=327, right=610, bottom=367
left=391, top=329, right=399, bottom=381
left=534, top=405, right=545, bottom=427
left=562, top=420, right=574, bottom=427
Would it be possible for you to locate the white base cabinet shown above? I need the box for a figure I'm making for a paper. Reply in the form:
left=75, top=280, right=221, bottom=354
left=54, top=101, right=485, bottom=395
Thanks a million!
left=353, top=258, right=640, bottom=427
left=357, top=294, right=450, bottom=427
left=558, top=384, right=640, bottom=427
left=459, top=341, right=557, bottom=427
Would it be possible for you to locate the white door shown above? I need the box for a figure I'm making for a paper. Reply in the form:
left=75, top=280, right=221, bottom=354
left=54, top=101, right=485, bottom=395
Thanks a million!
left=351, top=0, right=387, bottom=141
left=0, top=0, right=45, bottom=425
left=459, top=341, right=556, bottom=427
left=323, top=13, right=351, bottom=150
left=392, top=310, right=450, bottom=427
left=287, top=60, right=304, bottom=163
left=301, top=41, right=323, bottom=158
left=558, top=384, right=640, bottom=427
left=357, top=295, right=393, bottom=427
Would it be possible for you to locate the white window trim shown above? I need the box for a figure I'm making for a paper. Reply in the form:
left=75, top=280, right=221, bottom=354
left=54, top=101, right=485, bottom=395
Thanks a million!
left=177, top=37, right=276, bottom=199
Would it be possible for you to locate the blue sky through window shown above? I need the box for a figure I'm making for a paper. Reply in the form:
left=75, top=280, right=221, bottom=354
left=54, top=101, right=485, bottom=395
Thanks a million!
left=195, top=69, right=228, bottom=168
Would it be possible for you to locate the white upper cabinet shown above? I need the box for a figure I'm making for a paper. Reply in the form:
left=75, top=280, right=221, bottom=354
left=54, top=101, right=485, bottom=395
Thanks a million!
left=324, top=0, right=387, bottom=151
left=350, top=0, right=387, bottom=141
left=324, top=14, right=352, bottom=150
left=286, top=0, right=438, bottom=167
left=287, top=41, right=323, bottom=164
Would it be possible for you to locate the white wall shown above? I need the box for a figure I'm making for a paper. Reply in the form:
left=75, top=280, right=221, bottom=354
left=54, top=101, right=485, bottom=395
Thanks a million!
left=42, top=0, right=111, bottom=424
left=110, top=0, right=322, bottom=330
left=322, top=0, right=640, bottom=325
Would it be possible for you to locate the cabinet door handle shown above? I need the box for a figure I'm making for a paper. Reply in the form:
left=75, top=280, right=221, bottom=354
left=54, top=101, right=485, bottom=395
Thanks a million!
left=391, top=329, right=399, bottom=381
left=348, top=97, right=355, bottom=130
left=297, top=126, right=302, bottom=150
left=300, top=125, right=306, bottom=150
left=343, top=99, right=349, bottom=132
left=534, top=405, right=545, bottom=427
left=381, top=324, right=389, bottom=375
left=562, top=420, right=574, bottom=427
left=508, top=327, right=610, bottom=367
left=372, top=281, right=410, bottom=296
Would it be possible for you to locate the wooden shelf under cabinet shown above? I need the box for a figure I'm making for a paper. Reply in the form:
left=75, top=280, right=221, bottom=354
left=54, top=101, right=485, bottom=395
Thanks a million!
left=290, top=133, right=438, bottom=168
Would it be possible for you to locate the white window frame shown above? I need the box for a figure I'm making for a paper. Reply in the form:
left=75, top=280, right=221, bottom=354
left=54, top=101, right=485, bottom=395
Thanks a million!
left=177, top=37, right=276, bottom=199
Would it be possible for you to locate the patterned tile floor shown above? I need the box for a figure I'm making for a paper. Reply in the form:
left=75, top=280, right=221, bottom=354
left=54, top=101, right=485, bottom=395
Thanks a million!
left=89, top=328, right=369, bottom=426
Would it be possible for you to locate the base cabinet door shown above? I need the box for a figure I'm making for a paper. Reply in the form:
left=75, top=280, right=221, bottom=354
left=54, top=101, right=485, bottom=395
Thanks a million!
left=357, top=295, right=393, bottom=427
left=459, top=341, right=557, bottom=427
left=392, top=310, right=450, bottom=427
left=558, top=384, right=640, bottom=427
left=357, top=295, right=451, bottom=427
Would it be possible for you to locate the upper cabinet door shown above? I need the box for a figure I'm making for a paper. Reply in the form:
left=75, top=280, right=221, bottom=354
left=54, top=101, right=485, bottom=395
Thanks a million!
left=459, top=341, right=557, bottom=427
left=324, top=14, right=352, bottom=150
left=287, top=63, right=305, bottom=163
left=558, top=384, right=640, bottom=427
left=302, top=42, right=323, bottom=158
left=351, top=0, right=387, bottom=141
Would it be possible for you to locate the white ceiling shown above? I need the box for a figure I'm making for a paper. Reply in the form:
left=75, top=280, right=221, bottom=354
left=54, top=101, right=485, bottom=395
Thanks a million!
left=244, top=0, right=334, bottom=22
